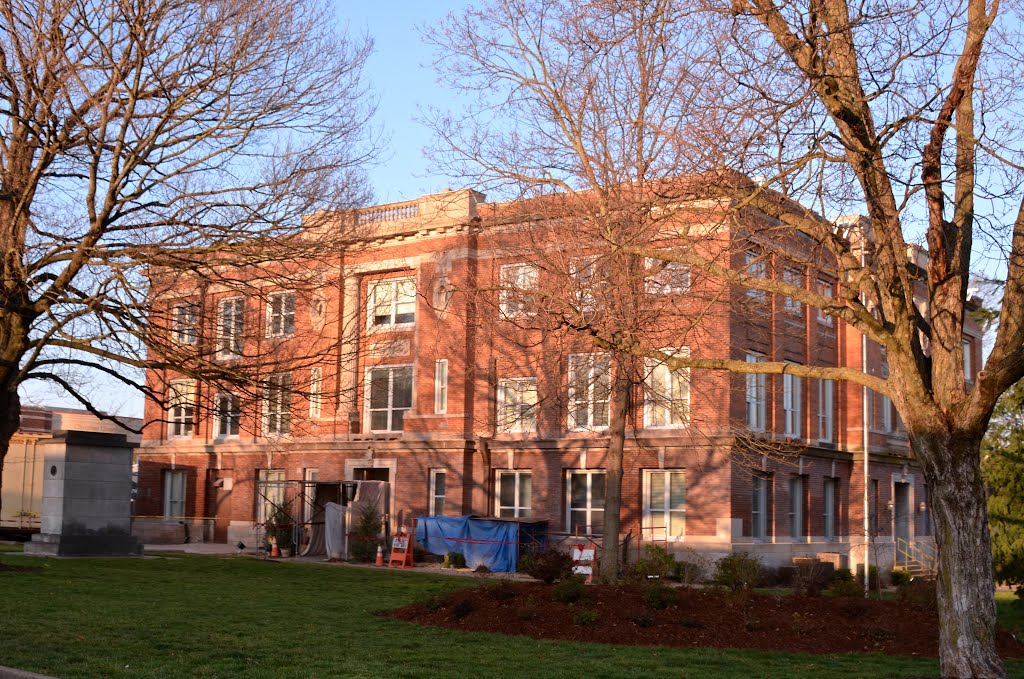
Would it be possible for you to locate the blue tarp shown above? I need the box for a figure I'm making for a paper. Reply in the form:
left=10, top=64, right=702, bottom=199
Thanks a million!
left=415, top=515, right=546, bottom=572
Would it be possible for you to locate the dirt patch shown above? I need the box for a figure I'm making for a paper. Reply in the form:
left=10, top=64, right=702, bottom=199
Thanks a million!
left=0, top=562, right=40, bottom=573
left=386, top=581, right=1024, bottom=658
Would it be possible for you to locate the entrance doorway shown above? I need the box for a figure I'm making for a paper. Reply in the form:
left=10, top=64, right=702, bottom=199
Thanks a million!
left=893, top=481, right=911, bottom=543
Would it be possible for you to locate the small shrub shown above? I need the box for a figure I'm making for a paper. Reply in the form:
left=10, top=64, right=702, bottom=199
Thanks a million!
left=573, top=609, right=599, bottom=626
left=831, top=579, right=864, bottom=598
left=890, top=568, right=912, bottom=586
left=792, top=560, right=829, bottom=597
left=714, top=552, right=761, bottom=591
left=856, top=565, right=880, bottom=591
left=643, top=582, right=678, bottom=610
left=674, top=558, right=706, bottom=586
left=632, top=612, right=656, bottom=628
left=443, top=552, right=467, bottom=569
left=514, top=603, right=540, bottom=621
left=486, top=581, right=518, bottom=601
left=759, top=565, right=785, bottom=587
left=896, top=578, right=937, bottom=610
left=519, top=547, right=574, bottom=584
left=451, top=599, right=475, bottom=620
left=634, top=544, right=677, bottom=579
left=552, top=575, right=587, bottom=604
left=423, top=594, right=448, bottom=611
left=349, top=504, right=382, bottom=563
left=831, top=568, right=855, bottom=584
left=866, top=626, right=896, bottom=643
left=473, top=564, right=491, bottom=575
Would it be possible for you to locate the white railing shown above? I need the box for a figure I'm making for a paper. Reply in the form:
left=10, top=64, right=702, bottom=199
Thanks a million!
left=895, top=537, right=937, bottom=576
left=357, top=201, right=420, bottom=225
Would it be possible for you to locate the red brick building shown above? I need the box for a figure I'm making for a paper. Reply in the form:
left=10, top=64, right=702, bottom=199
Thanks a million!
left=135, top=187, right=981, bottom=574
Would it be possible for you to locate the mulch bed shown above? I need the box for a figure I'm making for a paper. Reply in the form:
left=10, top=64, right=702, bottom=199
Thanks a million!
left=0, top=563, right=40, bottom=573
left=386, top=581, right=1024, bottom=658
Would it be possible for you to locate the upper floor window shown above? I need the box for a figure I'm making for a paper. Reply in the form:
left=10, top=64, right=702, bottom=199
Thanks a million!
left=367, top=365, right=413, bottom=432
left=171, top=303, right=199, bottom=345
left=214, top=392, right=241, bottom=438
left=570, top=256, right=600, bottom=315
left=369, top=277, right=416, bottom=328
left=568, top=353, right=610, bottom=431
left=744, top=250, right=767, bottom=302
left=499, top=263, right=539, bottom=317
left=818, top=379, right=834, bottom=443
left=816, top=280, right=834, bottom=327
left=309, top=368, right=323, bottom=419
left=263, top=372, right=291, bottom=436
left=781, top=267, right=803, bottom=315
left=266, top=291, right=295, bottom=338
left=745, top=353, right=767, bottom=432
left=645, top=258, right=690, bottom=295
left=782, top=367, right=801, bottom=438
left=644, top=349, right=690, bottom=428
left=167, top=380, right=196, bottom=438
left=497, top=377, right=538, bottom=433
left=217, top=297, right=245, bottom=357
left=434, top=360, right=448, bottom=415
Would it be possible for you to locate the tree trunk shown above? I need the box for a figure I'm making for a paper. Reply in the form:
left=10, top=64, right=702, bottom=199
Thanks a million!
left=0, top=377, right=21, bottom=519
left=600, top=356, right=631, bottom=583
left=916, top=431, right=1005, bottom=678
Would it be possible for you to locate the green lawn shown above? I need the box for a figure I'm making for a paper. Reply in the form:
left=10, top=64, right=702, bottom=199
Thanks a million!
left=0, top=549, right=1021, bottom=679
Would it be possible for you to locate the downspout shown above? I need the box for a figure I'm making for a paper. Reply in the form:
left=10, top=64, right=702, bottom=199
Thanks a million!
left=861, top=236, right=871, bottom=597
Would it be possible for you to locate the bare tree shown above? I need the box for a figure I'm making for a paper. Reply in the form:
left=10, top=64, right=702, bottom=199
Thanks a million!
left=0, top=0, right=377, bottom=501
left=430, top=0, right=1024, bottom=674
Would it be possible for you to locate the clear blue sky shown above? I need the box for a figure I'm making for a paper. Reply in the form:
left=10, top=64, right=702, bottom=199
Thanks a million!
left=343, top=0, right=465, bottom=203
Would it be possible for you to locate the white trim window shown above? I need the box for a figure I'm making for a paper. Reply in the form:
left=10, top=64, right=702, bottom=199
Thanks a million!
left=880, top=393, right=894, bottom=433
left=496, top=470, right=532, bottom=518
left=963, top=339, right=973, bottom=382
left=752, top=473, right=770, bottom=541
left=645, top=258, right=690, bottom=295
left=816, top=280, right=834, bottom=327
left=263, top=372, right=292, bottom=436
left=368, top=277, right=416, bottom=328
left=570, top=255, right=599, bottom=315
left=499, top=263, right=539, bottom=317
left=309, top=368, right=323, bottom=419
left=818, top=379, right=834, bottom=443
left=643, top=469, right=686, bottom=541
left=434, top=360, right=448, bottom=415
left=744, top=250, right=767, bottom=302
left=366, top=365, right=413, bottom=432
left=497, top=377, right=538, bottom=433
left=217, top=297, right=245, bottom=357
left=567, top=470, right=606, bottom=535
left=171, top=303, right=199, bottom=345
left=783, top=368, right=802, bottom=438
left=257, top=469, right=285, bottom=523
left=214, top=392, right=241, bottom=438
left=167, top=380, right=196, bottom=438
left=823, top=477, right=838, bottom=541
left=745, top=353, right=767, bottom=432
left=782, top=267, right=803, bottom=314
left=429, top=469, right=446, bottom=517
left=644, top=350, right=690, bottom=428
left=568, top=354, right=610, bottom=430
left=266, top=291, right=296, bottom=338
left=164, top=470, right=186, bottom=518
left=789, top=475, right=805, bottom=541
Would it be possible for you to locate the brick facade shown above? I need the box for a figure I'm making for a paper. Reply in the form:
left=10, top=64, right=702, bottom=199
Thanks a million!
left=136, top=187, right=979, bottom=573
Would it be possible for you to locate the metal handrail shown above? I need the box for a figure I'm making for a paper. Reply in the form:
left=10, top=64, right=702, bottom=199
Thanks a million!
left=895, top=537, right=937, bottom=575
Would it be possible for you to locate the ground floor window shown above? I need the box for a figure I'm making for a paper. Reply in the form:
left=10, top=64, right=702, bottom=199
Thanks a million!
left=642, top=469, right=686, bottom=540
left=752, top=473, right=771, bottom=541
left=258, top=469, right=286, bottom=523
left=163, top=470, right=186, bottom=518
left=496, top=470, right=532, bottom=518
left=567, top=470, right=606, bottom=535
left=823, top=477, right=838, bottom=541
left=429, top=469, right=446, bottom=517
left=789, top=475, right=806, bottom=541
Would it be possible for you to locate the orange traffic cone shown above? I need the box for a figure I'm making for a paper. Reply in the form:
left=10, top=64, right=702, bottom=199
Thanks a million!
left=375, top=544, right=384, bottom=566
